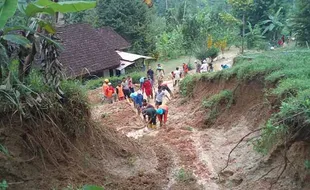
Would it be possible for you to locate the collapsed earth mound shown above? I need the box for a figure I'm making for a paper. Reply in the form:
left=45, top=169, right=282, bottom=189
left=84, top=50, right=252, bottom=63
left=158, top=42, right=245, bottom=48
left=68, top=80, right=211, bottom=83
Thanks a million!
left=179, top=49, right=310, bottom=189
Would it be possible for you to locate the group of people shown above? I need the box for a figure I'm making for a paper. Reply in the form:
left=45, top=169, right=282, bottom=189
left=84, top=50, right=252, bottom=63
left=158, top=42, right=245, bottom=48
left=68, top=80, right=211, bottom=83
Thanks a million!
left=102, top=76, right=136, bottom=103
left=102, top=64, right=175, bottom=129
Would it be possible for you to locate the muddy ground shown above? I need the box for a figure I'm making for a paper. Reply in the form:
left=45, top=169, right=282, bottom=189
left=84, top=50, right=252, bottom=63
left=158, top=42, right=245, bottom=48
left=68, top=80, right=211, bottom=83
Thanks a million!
left=88, top=71, right=310, bottom=190
left=86, top=48, right=310, bottom=190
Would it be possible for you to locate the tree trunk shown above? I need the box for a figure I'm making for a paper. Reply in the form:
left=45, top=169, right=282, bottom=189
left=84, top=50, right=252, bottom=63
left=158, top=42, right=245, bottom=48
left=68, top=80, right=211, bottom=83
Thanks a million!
left=18, top=60, right=24, bottom=82
left=165, top=0, right=168, bottom=10
left=24, top=43, right=36, bottom=77
left=0, top=66, right=2, bottom=81
left=241, top=13, right=245, bottom=54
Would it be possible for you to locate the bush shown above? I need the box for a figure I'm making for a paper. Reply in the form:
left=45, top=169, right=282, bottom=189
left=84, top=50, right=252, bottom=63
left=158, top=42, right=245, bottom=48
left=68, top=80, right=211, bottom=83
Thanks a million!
left=206, top=47, right=219, bottom=61
left=202, top=90, right=234, bottom=124
left=195, top=46, right=219, bottom=62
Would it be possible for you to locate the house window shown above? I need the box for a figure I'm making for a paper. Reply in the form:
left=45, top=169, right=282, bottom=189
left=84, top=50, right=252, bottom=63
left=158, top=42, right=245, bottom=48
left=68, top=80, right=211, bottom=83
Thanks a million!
left=109, top=69, right=114, bottom=77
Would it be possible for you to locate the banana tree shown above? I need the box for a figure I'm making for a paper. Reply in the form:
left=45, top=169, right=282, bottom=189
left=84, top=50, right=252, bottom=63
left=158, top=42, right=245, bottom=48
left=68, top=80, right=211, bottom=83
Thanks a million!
left=0, top=0, right=96, bottom=104
left=262, top=7, right=285, bottom=41
left=0, top=0, right=96, bottom=80
left=245, top=22, right=265, bottom=49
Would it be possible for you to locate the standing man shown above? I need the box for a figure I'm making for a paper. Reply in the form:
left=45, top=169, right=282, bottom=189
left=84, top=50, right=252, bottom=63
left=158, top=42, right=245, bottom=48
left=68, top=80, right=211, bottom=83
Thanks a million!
left=156, top=105, right=169, bottom=127
left=195, top=60, right=201, bottom=73
left=183, top=63, right=189, bottom=77
left=121, top=77, right=131, bottom=99
left=173, top=67, right=181, bottom=87
left=155, top=87, right=170, bottom=108
left=116, top=83, right=125, bottom=101
left=105, top=83, right=115, bottom=104
left=127, top=76, right=134, bottom=93
left=147, top=67, right=155, bottom=86
left=156, top=64, right=165, bottom=75
left=143, top=78, right=153, bottom=101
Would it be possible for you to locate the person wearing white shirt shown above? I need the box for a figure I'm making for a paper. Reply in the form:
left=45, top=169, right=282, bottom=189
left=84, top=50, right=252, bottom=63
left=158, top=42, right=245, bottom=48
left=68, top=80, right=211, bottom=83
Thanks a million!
left=173, top=67, right=182, bottom=87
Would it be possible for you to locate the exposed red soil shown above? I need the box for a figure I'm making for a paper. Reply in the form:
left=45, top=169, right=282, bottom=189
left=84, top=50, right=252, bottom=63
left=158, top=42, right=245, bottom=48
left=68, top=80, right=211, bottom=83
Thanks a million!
left=1, top=74, right=310, bottom=190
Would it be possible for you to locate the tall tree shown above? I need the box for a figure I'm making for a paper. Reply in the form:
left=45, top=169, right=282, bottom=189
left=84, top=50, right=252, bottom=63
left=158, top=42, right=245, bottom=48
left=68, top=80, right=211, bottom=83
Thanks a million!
left=96, top=0, right=155, bottom=54
left=228, top=0, right=254, bottom=53
left=291, top=0, right=310, bottom=46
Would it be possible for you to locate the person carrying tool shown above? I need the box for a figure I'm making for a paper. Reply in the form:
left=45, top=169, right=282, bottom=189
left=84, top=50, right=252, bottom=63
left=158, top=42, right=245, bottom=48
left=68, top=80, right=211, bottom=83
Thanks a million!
left=142, top=107, right=157, bottom=129
left=156, top=105, right=168, bottom=127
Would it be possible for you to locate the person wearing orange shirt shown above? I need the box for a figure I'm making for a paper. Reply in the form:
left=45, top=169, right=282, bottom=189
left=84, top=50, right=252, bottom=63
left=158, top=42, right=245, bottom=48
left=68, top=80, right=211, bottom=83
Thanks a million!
left=101, top=79, right=109, bottom=103
left=116, top=83, right=125, bottom=101
left=183, top=63, right=189, bottom=77
left=105, top=83, right=115, bottom=104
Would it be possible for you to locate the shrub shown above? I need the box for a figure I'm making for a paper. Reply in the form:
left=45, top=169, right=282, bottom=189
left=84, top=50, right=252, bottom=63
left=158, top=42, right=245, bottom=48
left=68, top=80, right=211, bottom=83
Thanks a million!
left=206, top=47, right=220, bottom=61
left=175, top=168, right=195, bottom=183
left=202, top=90, right=234, bottom=124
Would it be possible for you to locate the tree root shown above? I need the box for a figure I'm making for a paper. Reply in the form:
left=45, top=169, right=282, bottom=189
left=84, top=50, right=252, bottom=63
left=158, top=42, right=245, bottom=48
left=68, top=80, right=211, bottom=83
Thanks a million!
left=219, top=127, right=263, bottom=177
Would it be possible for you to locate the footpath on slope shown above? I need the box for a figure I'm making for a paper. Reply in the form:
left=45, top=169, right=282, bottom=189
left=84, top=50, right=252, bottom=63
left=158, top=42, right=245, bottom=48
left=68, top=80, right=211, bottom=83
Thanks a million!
left=88, top=49, right=243, bottom=189
left=88, top=48, right=304, bottom=190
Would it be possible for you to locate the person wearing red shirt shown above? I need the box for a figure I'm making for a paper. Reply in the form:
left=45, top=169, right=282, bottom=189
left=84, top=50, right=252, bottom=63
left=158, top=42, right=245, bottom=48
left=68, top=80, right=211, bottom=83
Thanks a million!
left=143, top=78, right=153, bottom=100
left=183, top=63, right=189, bottom=77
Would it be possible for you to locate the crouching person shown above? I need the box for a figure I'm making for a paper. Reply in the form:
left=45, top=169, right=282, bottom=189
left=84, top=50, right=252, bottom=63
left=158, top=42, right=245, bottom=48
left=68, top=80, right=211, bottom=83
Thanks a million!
left=142, top=107, right=157, bottom=129
left=156, top=105, right=168, bottom=127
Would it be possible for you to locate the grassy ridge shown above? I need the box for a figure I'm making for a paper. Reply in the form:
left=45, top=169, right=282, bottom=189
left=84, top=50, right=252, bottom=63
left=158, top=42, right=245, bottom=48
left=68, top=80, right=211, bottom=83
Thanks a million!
left=180, top=48, right=310, bottom=153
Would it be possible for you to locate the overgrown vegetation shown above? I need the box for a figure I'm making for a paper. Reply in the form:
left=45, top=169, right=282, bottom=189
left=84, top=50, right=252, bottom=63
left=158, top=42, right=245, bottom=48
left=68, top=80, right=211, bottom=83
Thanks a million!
left=181, top=48, right=310, bottom=156
left=202, top=90, right=234, bottom=126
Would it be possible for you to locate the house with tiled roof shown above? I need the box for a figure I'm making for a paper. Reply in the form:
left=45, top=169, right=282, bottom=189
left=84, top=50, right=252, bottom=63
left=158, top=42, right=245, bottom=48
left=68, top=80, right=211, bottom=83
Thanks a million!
left=57, top=23, right=151, bottom=78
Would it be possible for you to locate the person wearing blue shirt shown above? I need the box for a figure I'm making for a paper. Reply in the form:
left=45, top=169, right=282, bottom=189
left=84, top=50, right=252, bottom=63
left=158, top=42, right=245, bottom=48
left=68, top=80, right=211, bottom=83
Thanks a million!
left=130, top=91, right=144, bottom=115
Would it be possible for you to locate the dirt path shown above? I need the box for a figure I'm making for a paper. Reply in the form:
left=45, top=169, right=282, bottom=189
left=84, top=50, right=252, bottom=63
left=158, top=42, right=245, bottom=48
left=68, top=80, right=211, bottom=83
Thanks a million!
left=88, top=49, right=249, bottom=189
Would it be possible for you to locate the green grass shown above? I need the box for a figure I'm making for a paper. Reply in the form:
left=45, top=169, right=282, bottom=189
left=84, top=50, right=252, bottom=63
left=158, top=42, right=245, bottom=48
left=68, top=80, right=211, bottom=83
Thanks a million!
left=175, top=168, right=195, bottom=183
left=150, top=56, right=193, bottom=74
left=180, top=48, right=310, bottom=153
left=202, top=90, right=234, bottom=125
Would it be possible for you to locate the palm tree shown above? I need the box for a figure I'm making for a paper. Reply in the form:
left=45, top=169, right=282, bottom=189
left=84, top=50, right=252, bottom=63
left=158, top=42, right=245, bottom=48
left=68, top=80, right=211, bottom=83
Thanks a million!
left=262, top=7, right=285, bottom=41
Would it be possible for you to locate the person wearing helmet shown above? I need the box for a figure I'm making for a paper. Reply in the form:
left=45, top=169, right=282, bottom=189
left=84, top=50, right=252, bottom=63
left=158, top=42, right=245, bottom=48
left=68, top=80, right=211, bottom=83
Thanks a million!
left=101, top=79, right=109, bottom=102
left=156, top=105, right=168, bottom=127
left=142, top=107, right=157, bottom=129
